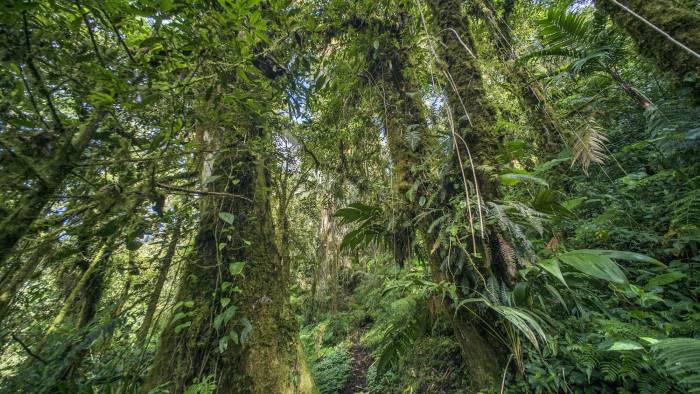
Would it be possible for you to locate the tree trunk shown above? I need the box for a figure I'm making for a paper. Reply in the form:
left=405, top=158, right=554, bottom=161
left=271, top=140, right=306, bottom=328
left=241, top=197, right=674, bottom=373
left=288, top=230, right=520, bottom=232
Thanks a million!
left=138, top=218, right=182, bottom=344
left=369, top=11, right=428, bottom=270
left=596, top=0, right=700, bottom=99
left=47, top=237, right=115, bottom=334
left=145, top=121, right=313, bottom=393
left=426, top=0, right=509, bottom=388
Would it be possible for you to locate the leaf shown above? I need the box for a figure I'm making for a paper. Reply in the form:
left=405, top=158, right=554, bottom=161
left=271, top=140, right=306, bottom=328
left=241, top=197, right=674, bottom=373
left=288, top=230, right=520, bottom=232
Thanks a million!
left=533, top=157, right=569, bottom=174
left=174, top=321, right=191, bottom=334
left=651, top=338, right=700, bottom=392
left=221, top=297, right=231, bottom=308
left=239, top=318, right=253, bottom=345
left=538, top=258, right=568, bottom=287
left=556, top=250, right=627, bottom=284
left=218, top=336, right=229, bottom=353
left=580, top=249, right=665, bottom=268
left=646, top=271, right=686, bottom=288
left=500, top=173, right=549, bottom=187
left=204, top=175, right=221, bottom=184
left=229, top=261, right=245, bottom=276
left=126, top=240, right=143, bottom=251
left=607, top=340, right=644, bottom=351
left=218, top=212, right=235, bottom=225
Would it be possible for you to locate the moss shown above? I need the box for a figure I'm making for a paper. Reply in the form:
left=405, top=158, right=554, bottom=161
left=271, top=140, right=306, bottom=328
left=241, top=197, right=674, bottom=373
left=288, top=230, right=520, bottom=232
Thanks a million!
left=597, top=0, right=700, bottom=99
left=144, top=127, right=314, bottom=394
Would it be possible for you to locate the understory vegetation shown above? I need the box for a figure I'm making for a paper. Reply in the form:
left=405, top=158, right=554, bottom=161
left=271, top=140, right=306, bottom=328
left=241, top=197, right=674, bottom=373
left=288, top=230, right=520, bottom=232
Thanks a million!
left=1, top=0, right=699, bottom=393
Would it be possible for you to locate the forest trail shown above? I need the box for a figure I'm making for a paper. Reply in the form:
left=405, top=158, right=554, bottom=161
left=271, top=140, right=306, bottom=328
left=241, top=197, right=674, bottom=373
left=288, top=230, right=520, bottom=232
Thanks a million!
left=343, top=331, right=372, bottom=394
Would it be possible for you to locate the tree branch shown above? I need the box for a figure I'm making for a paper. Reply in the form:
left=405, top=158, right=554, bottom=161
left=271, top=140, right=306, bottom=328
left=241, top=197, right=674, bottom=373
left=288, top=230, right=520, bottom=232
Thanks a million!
left=155, top=182, right=251, bottom=202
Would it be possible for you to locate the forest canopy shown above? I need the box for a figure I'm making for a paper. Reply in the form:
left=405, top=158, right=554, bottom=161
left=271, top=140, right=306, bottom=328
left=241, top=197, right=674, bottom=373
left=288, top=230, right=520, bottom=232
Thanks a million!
left=1, top=0, right=699, bottom=393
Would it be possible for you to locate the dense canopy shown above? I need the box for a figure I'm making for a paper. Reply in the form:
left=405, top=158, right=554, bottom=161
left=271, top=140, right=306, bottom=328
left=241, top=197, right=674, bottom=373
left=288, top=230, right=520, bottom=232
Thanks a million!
left=1, top=0, right=699, bottom=393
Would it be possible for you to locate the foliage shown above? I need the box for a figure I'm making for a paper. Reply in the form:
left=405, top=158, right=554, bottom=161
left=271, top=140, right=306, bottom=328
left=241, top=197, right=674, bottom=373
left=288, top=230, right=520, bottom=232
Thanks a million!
left=311, top=349, right=353, bottom=394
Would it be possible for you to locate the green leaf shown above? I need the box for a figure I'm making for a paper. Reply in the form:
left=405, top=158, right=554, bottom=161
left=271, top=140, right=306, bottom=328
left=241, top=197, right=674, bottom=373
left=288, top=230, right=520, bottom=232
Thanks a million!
left=229, top=261, right=245, bottom=276
left=126, top=240, right=143, bottom=251
left=221, top=297, right=231, bottom=308
left=239, top=318, right=253, bottom=345
left=500, top=173, right=549, bottom=187
left=646, top=271, right=686, bottom=288
left=556, top=250, right=628, bottom=284
left=538, top=258, right=568, bottom=287
left=218, top=212, right=235, bottom=225
left=218, top=336, right=229, bottom=353
left=174, top=321, right=191, bottom=334
left=579, top=249, right=665, bottom=267
left=204, top=175, right=221, bottom=184
left=651, top=338, right=700, bottom=392
left=607, top=340, right=644, bottom=351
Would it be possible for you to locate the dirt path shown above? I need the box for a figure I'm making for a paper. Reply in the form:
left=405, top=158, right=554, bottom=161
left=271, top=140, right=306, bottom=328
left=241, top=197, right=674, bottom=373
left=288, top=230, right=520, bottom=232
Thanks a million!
left=343, top=331, right=372, bottom=394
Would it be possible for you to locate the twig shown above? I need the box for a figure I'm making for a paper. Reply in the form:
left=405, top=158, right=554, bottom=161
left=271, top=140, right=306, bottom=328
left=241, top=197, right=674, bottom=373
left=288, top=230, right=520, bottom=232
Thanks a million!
left=11, top=333, right=47, bottom=365
left=156, top=182, right=251, bottom=202
left=75, top=0, right=106, bottom=68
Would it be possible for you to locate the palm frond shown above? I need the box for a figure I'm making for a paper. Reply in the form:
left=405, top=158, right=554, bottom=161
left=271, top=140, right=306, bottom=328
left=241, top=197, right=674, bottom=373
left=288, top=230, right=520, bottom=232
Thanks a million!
left=571, top=118, right=608, bottom=175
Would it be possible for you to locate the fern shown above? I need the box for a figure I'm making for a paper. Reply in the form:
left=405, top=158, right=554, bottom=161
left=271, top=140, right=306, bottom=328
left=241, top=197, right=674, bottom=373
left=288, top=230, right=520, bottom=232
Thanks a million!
left=571, top=118, right=608, bottom=175
left=374, top=295, right=430, bottom=375
left=651, top=338, right=700, bottom=392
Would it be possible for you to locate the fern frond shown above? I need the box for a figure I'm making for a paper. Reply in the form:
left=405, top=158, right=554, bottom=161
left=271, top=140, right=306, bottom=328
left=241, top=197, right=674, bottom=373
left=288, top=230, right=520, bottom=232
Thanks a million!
left=571, top=118, right=608, bottom=175
left=651, top=338, right=700, bottom=392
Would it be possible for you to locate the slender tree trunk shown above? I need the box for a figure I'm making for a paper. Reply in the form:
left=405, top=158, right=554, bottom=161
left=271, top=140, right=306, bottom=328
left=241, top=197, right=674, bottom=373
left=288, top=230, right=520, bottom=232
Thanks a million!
left=47, top=237, right=115, bottom=334
left=608, top=68, right=653, bottom=108
left=369, top=11, right=428, bottom=270
left=596, top=0, right=700, bottom=99
left=138, top=218, right=182, bottom=344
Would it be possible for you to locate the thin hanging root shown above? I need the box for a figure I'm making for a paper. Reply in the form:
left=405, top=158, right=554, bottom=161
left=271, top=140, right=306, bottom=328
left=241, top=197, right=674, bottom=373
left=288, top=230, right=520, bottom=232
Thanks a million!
left=414, top=0, right=485, bottom=251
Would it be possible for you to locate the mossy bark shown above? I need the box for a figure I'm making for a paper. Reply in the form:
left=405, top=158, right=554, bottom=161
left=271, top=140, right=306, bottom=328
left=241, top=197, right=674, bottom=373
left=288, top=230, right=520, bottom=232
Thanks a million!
left=596, top=0, right=700, bottom=99
left=427, top=0, right=508, bottom=388
left=369, top=10, right=428, bottom=269
left=144, top=122, right=312, bottom=394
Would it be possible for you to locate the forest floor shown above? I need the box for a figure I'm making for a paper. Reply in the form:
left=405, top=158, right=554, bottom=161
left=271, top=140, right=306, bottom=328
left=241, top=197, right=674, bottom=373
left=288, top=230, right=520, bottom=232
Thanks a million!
left=343, top=330, right=372, bottom=394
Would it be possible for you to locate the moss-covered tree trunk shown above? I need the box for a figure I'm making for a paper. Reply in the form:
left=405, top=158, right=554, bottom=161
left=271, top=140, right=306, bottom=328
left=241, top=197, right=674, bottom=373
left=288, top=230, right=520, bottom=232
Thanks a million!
left=366, top=4, right=503, bottom=389
left=596, top=0, right=700, bottom=98
left=145, top=119, right=313, bottom=393
left=369, top=11, right=428, bottom=270
left=426, top=0, right=509, bottom=388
